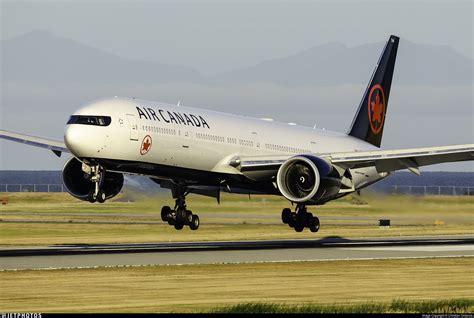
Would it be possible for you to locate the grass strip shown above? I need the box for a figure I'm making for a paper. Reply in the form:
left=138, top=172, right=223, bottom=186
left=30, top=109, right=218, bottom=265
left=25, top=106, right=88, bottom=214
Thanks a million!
left=1, top=258, right=472, bottom=312
left=214, top=298, right=474, bottom=314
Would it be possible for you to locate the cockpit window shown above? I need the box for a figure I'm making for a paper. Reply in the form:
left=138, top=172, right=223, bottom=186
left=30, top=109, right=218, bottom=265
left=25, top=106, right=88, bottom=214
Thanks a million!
left=67, top=115, right=111, bottom=126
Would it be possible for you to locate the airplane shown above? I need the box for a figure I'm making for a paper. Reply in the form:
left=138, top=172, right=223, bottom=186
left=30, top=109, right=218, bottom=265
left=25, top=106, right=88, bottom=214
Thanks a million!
left=1, top=35, right=473, bottom=232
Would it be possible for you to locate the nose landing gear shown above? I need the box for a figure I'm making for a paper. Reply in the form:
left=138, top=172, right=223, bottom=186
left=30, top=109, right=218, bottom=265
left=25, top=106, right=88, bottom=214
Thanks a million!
left=282, top=204, right=320, bottom=233
left=88, top=189, right=106, bottom=203
left=86, top=164, right=106, bottom=203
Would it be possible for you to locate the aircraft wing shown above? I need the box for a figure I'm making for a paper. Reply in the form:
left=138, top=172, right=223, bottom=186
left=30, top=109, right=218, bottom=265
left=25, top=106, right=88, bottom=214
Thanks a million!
left=329, top=144, right=474, bottom=174
left=0, top=129, right=69, bottom=157
left=238, top=144, right=474, bottom=175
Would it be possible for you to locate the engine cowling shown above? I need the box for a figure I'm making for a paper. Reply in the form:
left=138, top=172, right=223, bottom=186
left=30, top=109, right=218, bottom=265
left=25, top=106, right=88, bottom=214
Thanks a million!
left=276, top=155, right=342, bottom=204
left=62, top=157, right=124, bottom=201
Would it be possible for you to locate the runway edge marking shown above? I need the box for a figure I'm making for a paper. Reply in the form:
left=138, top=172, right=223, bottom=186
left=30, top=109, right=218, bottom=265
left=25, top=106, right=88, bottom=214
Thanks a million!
left=1, top=255, right=472, bottom=272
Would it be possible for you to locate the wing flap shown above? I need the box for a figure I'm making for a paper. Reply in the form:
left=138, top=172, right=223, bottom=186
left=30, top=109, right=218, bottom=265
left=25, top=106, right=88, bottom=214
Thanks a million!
left=0, top=129, right=69, bottom=157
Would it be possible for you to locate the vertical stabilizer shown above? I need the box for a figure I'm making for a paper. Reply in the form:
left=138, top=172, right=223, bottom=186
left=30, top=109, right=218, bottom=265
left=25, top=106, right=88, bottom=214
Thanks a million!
left=348, top=35, right=399, bottom=147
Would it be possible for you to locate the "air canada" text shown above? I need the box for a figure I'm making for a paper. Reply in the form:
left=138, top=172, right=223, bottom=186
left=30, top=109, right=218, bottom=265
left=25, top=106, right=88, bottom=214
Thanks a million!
left=136, top=106, right=210, bottom=129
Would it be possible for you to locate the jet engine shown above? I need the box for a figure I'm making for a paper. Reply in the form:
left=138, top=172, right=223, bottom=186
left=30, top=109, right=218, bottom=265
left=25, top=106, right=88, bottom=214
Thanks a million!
left=276, top=155, right=342, bottom=204
left=62, top=157, right=124, bottom=201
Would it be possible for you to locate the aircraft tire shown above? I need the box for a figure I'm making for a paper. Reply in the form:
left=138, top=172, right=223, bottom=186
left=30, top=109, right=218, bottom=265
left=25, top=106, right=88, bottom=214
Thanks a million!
left=174, top=222, right=184, bottom=230
left=281, top=208, right=292, bottom=224
left=167, top=216, right=176, bottom=226
left=176, top=208, right=188, bottom=224
left=288, top=216, right=295, bottom=228
left=97, top=190, right=106, bottom=203
left=310, top=217, right=320, bottom=233
left=294, top=223, right=304, bottom=232
left=189, top=215, right=200, bottom=230
left=184, top=210, right=193, bottom=225
left=305, top=212, right=314, bottom=224
left=161, top=206, right=171, bottom=222
left=87, top=190, right=97, bottom=203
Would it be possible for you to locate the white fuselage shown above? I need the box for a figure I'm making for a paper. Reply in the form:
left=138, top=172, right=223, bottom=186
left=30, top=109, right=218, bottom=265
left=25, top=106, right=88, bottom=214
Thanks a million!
left=64, top=97, right=384, bottom=191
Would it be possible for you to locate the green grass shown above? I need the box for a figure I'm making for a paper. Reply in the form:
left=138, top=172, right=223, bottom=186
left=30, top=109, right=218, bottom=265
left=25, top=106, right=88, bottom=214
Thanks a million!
left=214, top=299, right=474, bottom=313
left=1, top=258, right=472, bottom=313
left=0, top=192, right=473, bottom=245
left=1, top=193, right=472, bottom=313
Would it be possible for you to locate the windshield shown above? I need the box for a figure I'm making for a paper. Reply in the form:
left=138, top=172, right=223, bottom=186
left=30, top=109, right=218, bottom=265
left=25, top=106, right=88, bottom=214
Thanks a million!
left=67, top=115, right=111, bottom=126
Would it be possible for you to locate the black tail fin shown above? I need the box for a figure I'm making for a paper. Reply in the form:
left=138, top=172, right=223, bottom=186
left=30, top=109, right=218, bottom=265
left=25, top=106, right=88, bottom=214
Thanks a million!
left=348, top=35, right=399, bottom=148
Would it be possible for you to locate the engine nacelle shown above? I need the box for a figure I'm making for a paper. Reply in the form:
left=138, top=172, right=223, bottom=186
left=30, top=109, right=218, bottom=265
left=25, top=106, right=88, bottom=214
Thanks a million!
left=62, top=157, right=124, bottom=201
left=276, top=155, right=342, bottom=205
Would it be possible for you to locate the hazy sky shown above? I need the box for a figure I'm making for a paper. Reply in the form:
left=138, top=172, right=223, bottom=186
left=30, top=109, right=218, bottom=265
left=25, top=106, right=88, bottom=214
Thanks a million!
left=0, top=0, right=473, bottom=171
left=2, top=0, right=473, bottom=74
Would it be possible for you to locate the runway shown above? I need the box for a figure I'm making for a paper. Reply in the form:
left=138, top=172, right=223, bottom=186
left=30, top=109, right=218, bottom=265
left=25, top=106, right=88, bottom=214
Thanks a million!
left=0, top=236, right=472, bottom=270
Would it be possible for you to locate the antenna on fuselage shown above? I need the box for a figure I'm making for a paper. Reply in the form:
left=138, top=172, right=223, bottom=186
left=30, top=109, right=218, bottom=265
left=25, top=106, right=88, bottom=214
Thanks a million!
left=177, top=100, right=181, bottom=106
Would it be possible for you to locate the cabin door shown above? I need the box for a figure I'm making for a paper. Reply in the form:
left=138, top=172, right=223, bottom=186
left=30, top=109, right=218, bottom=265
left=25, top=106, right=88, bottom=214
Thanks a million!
left=243, top=131, right=261, bottom=155
left=126, top=114, right=139, bottom=141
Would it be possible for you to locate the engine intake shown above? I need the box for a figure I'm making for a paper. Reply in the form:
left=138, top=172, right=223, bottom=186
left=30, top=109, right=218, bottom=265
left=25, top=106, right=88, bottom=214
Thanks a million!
left=62, top=157, right=123, bottom=201
left=276, top=155, right=341, bottom=204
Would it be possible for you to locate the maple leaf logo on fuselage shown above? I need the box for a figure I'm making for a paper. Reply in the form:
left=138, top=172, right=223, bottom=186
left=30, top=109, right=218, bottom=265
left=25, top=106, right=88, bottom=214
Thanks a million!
left=140, top=135, right=152, bottom=155
left=142, top=138, right=151, bottom=151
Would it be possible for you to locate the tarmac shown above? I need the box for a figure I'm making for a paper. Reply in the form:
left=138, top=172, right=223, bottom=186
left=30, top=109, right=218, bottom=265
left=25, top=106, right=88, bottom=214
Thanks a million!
left=1, top=235, right=472, bottom=270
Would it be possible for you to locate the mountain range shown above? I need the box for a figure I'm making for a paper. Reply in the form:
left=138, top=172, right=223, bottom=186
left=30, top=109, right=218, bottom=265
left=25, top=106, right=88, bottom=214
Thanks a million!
left=2, top=30, right=202, bottom=84
left=2, top=30, right=472, bottom=86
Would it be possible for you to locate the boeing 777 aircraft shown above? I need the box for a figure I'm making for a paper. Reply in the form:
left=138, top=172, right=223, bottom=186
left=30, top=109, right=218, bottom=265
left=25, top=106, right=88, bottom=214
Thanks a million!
left=1, top=35, right=473, bottom=232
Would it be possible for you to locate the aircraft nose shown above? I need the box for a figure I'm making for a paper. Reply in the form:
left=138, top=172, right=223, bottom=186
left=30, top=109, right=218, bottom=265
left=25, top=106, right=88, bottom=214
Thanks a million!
left=64, top=125, right=85, bottom=157
left=64, top=124, right=103, bottom=157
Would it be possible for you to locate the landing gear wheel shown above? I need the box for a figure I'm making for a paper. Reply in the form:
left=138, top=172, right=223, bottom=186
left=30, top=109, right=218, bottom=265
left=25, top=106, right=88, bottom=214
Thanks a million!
left=97, top=190, right=106, bottom=203
left=184, top=210, right=193, bottom=225
left=281, top=208, right=292, bottom=224
left=190, top=215, right=200, bottom=230
left=309, top=217, right=320, bottom=233
left=288, top=215, right=296, bottom=228
left=162, top=184, right=201, bottom=231
left=305, top=212, right=314, bottom=224
left=161, top=206, right=171, bottom=222
left=294, top=223, right=304, bottom=232
left=87, top=190, right=97, bottom=203
left=282, top=204, right=321, bottom=233
left=176, top=208, right=188, bottom=224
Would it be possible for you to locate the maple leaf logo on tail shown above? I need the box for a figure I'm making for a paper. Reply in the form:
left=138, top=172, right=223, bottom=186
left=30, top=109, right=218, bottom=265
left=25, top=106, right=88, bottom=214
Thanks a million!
left=371, top=93, right=383, bottom=123
left=140, top=135, right=152, bottom=155
left=367, top=84, right=386, bottom=135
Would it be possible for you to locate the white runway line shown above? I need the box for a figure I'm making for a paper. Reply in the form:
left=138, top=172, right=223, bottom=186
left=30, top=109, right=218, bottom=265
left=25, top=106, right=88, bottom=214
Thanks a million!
left=1, top=255, right=472, bottom=272
left=347, top=244, right=474, bottom=252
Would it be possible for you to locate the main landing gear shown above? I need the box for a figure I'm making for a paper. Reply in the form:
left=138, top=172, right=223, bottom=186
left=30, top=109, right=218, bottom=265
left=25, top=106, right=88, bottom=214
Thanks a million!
left=281, top=204, right=320, bottom=233
left=87, top=164, right=106, bottom=204
left=160, top=188, right=200, bottom=231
